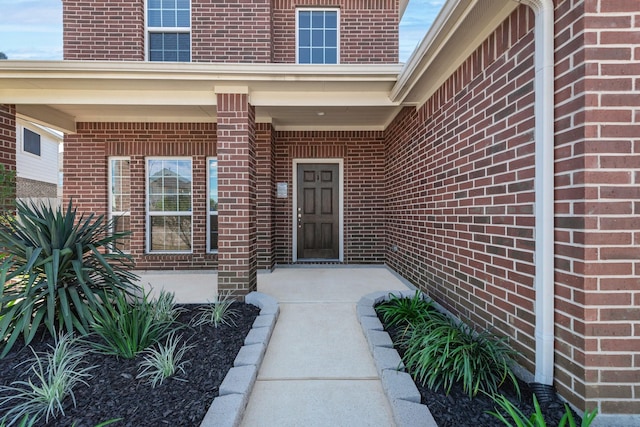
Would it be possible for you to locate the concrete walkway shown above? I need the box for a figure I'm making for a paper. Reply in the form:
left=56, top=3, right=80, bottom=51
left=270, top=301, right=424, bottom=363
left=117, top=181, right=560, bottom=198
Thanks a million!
left=239, top=267, right=411, bottom=427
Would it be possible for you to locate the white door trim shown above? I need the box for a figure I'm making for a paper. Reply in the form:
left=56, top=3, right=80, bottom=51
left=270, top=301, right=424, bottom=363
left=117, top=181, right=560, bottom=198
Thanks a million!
left=292, top=158, right=344, bottom=262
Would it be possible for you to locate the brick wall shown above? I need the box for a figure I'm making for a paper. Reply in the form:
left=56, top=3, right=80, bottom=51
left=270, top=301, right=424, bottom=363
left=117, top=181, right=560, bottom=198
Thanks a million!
left=216, top=94, right=257, bottom=295
left=63, top=122, right=217, bottom=270
left=272, top=0, right=398, bottom=63
left=256, top=123, right=276, bottom=270
left=554, top=0, right=640, bottom=415
left=385, top=2, right=540, bottom=392
left=192, top=0, right=272, bottom=63
left=273, top=131, right=386, bottom=264
left=0, top=105, right=16, bottom=211
left=62, top=0, right=145, bottom=60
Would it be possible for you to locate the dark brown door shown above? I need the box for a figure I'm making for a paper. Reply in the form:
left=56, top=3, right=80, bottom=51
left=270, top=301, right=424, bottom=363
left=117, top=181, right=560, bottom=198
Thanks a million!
left=297, top=163, right=340, bottom=260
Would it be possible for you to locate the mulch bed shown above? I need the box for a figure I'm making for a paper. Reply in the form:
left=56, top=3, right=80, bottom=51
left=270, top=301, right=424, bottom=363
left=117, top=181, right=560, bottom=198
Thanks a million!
left=0, top=303, right=259, bottom=427
left=379, top=315, right=582, bottom=427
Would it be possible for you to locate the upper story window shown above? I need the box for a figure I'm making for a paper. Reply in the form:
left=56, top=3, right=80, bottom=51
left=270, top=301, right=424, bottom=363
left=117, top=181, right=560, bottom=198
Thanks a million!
left=296, top=9, right=339, bottom=64
left=147, top=0, right=191, bottom=62
left=23, top=128, right=41, bottom=156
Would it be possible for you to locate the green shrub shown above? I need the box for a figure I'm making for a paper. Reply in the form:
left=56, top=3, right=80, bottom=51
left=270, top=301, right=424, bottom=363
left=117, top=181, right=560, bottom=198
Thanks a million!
left=403, top=313, right=519, bottom=398
left=376, top=290, right=435, bottom=330
left=0, top=200, right=140, bottom=357
left=489, top=393, right=598, bottom=427
left=88, top=290, right=180, bottom=359
left=191, top=290, right=239, bottom=328
left=136, top=332, right=194, bottom=388
left=0, top=334, right=94, bottom=425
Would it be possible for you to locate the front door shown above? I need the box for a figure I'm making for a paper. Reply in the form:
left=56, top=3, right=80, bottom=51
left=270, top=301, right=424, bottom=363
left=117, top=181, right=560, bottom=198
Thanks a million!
left=296, top=163, right=340, bottom=260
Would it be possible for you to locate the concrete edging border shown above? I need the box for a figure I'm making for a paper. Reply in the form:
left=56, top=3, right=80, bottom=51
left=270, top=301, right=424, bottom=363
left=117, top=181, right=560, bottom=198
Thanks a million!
left=358, top=290, right=438, bottom=427
left=200, top=292, right=279, bottom=427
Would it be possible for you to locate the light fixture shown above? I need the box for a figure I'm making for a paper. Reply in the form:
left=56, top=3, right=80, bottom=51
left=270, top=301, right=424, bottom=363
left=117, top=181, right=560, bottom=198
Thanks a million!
left=316, top=111, right=325, bottom=116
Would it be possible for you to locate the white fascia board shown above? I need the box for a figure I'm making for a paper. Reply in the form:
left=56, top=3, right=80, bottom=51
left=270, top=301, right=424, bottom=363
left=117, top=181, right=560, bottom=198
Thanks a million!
left=250, top=91, right=399, bottom=107
left=1, top=89, right=217, bottom=106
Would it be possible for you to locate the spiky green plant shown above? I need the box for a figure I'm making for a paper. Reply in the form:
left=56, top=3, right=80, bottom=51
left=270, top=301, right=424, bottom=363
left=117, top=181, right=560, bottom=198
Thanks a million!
left=88, top=290, right=180, bottom=359
left=489, top=393, right=598, bottom=427
left=136, top=332, right=194, bottom=388
left=0, top=334, right=94, bottom=426
left=376, top=290, right=435, bottom=332
left=403, top=313, right=519, bottom=398
left=0, top=200, right=140, bottom=357
left=191, top=290, right=239, bottom=328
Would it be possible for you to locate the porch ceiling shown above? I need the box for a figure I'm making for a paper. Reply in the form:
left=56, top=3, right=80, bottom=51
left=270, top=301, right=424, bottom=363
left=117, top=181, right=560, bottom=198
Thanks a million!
left=0, top=62, right=403, bottom=133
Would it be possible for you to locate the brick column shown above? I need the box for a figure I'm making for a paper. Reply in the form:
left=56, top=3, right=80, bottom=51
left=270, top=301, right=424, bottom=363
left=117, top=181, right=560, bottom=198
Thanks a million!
left=256, top=123, right=275, bottom=270
left=0, top=105, right=16, bottom=212
left=216, top=92, right=257, bottom=296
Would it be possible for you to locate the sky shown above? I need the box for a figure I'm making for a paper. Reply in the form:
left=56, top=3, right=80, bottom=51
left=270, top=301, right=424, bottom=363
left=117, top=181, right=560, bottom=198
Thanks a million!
left=0, top=0, right=444, bottom=63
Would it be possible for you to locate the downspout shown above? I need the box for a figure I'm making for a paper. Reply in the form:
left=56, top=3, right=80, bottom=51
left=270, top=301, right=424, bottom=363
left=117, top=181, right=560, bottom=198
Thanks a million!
left=516, top=0, right=556, bottom=397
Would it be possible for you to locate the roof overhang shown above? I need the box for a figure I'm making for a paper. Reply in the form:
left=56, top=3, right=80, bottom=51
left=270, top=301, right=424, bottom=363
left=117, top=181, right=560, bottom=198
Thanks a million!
left=0, top=0, right=517, bottom=134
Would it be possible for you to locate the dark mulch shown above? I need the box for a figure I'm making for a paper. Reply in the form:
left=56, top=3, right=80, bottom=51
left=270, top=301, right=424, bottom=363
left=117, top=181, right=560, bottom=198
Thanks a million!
left=0, top=303, right=260, bottom=427
left=379, top=315, right=582, bottom=427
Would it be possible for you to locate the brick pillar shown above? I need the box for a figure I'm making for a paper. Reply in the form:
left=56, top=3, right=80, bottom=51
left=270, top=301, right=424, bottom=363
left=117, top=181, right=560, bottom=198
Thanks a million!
left=256, top=123, right=275, bottom=270
left=0, top=105, right=16, bottom=212
left=216, top=92, right=257, bottom=296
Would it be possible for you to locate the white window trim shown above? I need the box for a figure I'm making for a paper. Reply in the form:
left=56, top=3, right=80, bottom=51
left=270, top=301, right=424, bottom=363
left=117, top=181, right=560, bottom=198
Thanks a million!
left=207, top=157, right=218, bottom=254
left=144, top=0, right=192, bottom=62
left=295, top=7, right=340, bottom=65
left=292, top=158, right=344, bottom=263
left=145, top=157, right=194, bottom=254
left=108, top=157, right=131, bottom=253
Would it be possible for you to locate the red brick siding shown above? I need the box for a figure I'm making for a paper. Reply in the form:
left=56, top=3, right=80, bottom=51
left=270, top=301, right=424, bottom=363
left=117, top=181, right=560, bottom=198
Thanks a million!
left=272, top=0, right=398, bottom=64
left=0, top=105, right=16, bottom=211
left=256, top=123, right=276, bottom=270
left=62, top=0, right=145, bottom=61
left=560, top=0, right=640, bottom=415
left=63, top=123, right=217, bottom=270
left=192, top=0, right=272, bottom=63
left=273, top=131, right=386, bottom=264
left=385, top=3, right=539, bottom=387
left=216, top=94, right=257, bottom=294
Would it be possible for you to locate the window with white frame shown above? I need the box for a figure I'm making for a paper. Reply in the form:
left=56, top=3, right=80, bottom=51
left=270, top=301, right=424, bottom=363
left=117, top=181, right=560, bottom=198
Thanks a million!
left=147, top=0, right=191, bottom=62
left=296, top=8, right=339, bottom=64
left=109, top=158, right=131, bottom=253
left=23, top=128, right=41, bottom=156
left=147, top=158, right=193, bottom=252
left=207, top=158, right=218, bottom=253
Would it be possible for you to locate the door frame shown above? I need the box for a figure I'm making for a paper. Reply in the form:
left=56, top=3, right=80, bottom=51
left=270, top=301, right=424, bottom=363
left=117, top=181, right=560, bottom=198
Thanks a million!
left=292, top=158, right=344, bottom=262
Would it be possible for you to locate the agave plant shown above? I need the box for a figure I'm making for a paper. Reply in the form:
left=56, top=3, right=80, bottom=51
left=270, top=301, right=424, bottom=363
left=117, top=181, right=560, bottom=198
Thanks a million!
left=0, top=200, right=140, bottom=357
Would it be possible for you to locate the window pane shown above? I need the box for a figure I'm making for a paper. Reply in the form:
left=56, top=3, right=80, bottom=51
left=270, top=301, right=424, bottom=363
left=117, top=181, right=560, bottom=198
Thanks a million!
left=23, top=128, right=41, bottom=156
left=299, top=47, right=310, bottom=64
left=312, top=47, right=324, bottom=64
left=149, top=0, right=161, bottom=8
left=177, top=10, right=190, bottom=27
left=149, top=32, right=190, bottom=62
left=312, top=29, right=323, bottom=46
left=311, top=11, right=324, bottom=28
left=326, top=29, right=337, bottom=47
left=299, top=11, right=310, bottom=28
left=299, top=29, right=310, bottom=47
left=177, top=0, right=190, bottom=8
left=113, top=214, right=131, bottom=253
left=325, top=48, right=337, bottom=64
left=148, top=10, right=162, bottom=27
left=151, top=215, right=191, bottom=251
left=162, top=0, right=176, bottom=8
left=325, top=11, right=337, bottom=29
left=147, top=158, right=192, bottom=213
left=209, top=159, right=218, bottom=212
left=209, top=214, right=218, bottom=252
left=164, top=33, right=177, bottom=49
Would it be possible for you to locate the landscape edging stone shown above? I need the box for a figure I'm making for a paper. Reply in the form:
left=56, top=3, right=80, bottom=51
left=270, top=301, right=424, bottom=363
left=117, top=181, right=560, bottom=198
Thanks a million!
left=200, top=291, right=279, bottom=427
left=358, top=291, right=438, bottom=427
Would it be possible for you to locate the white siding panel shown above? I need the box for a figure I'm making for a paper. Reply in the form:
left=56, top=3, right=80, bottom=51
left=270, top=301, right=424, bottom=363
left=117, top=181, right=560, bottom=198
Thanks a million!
left=16, top=122, right=61, bottom=185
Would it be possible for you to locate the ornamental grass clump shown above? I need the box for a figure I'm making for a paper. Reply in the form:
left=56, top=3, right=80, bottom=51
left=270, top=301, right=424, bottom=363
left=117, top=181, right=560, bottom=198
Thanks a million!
left=136, top=332, right=194, bottom=388
left=191, top=290, right=239, bottom=328
left=403, top=313, right=520, bottom=399
left=376, top=291, right=435, bottom=338
left=0, top=334, right=94, bottom=426
left=89, top=290, right=180, bottom=359
left=489, top=393, right=598, bottom=427
left=0, top=200, right=140, bottom=357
